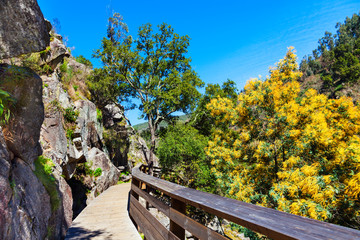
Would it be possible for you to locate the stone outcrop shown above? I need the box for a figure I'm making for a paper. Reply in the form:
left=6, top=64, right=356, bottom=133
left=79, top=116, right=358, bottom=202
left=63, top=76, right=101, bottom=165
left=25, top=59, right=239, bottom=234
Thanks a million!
left=0, top=3, right=142, bottom=238
left=7, top=158, right=52, bottom=239
left=39, top=36, right=122, bottom=222
left=83, top=148, right=120, bottom=202
left=128, top=134, right=157, bottom=170
left=102, top=104, right=130, bottom=167
left=45, top=38, right=70, bottom=69
left=0, top=0, right=50, bottom=58
left=0, top=64, right=44, bottom=165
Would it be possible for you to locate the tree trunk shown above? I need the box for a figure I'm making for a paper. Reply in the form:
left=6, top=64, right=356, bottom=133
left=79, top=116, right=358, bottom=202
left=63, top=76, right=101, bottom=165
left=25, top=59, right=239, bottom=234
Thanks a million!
left=148, top=121, right=156, bottom=175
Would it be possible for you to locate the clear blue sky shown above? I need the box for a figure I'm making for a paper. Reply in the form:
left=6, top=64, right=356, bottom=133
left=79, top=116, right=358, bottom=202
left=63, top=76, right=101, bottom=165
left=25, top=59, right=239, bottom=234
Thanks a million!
left=37, top=0, right=360, bottom=125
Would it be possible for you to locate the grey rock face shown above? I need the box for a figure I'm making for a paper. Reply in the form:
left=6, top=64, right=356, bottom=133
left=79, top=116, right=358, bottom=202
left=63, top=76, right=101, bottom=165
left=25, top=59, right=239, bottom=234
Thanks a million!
left=49, top=173, right=73, bottom=238
left=75, top=100, right=103, bottom=142
left=102, top=104, right=130, bottom=167
left=128, top=134, right=158, bottom=169
left=0, top=0, right=50, bottom=59
left=85, top=148, right=120, bottom=203
left=0, top=130, right=11, bottom=240
left=8, top=158, right=51, bottom=240
left=45, top=38, right=70, bottom=69
left=103, top=103, right=125, bottom=128
left=0, top=64, right=44, bottom=165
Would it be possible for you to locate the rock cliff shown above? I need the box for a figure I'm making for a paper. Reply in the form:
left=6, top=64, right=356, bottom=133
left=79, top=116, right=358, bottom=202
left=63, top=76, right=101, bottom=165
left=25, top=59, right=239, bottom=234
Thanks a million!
left=0, top=0, right=50, bottom=58
left=0, top=2, right=152, bottom=239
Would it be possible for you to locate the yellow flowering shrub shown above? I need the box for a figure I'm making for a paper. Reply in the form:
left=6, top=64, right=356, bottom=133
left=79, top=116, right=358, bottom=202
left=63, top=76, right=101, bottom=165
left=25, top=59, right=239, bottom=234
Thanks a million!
left=206, top=47, right=360, bottom=228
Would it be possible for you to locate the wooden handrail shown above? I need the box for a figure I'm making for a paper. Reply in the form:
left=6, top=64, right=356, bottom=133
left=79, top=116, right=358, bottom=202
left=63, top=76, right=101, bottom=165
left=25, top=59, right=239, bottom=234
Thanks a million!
left=129, top=164, right=360, bottom=240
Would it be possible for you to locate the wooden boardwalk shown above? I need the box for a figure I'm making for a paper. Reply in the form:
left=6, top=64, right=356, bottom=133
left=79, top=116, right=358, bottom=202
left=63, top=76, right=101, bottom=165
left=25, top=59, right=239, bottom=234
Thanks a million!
left=65, top=182, right=142, bottom=240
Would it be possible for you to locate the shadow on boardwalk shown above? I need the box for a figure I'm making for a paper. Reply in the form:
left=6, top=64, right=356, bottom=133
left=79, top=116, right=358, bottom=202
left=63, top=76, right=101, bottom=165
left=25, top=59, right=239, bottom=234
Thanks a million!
left=65, top=225, right=113, bottom=239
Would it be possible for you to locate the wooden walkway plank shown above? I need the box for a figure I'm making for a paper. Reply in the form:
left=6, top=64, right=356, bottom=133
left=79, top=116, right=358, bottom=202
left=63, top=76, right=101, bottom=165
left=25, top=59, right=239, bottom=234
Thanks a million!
left=65, top=182, right=142, bottom=240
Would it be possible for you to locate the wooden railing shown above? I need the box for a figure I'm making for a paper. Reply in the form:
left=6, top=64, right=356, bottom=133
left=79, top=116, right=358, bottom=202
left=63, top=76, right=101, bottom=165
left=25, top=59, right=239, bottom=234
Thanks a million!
left=129, top=164, right=360, bottom=240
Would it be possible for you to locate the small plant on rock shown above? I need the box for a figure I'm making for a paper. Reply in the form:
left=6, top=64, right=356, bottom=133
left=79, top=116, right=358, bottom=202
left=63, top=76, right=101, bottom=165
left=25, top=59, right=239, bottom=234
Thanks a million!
left=33, top=156, right=60, bottom=212
left=64, top=107, right=79, bottom=123
left=93, top=168, right=102, bottom=177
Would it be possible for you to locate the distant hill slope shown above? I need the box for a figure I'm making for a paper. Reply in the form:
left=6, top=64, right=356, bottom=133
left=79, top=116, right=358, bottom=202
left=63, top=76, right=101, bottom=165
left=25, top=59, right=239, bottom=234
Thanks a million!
left=299, top=12, right=360, bottom=100
left=133, top=114, right=190, bottom=131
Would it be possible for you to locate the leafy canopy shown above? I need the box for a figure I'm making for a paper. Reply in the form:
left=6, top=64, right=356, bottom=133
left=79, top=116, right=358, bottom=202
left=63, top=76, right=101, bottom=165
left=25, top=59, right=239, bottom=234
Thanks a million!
left=88, top=13, right=203, bottom=122
left=88, top=13, right=203, bottom=167
left=157, top=123, right=216, bottom=193
left=191, top=79, right=238, bottom=136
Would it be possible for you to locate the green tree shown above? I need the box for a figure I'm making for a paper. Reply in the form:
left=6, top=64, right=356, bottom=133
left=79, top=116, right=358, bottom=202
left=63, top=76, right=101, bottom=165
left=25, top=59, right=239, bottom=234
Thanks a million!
left=157, top=123, right=215, bottom=192
left=300, top=12, right=360, bottom=98
left=191, top=79, right=238, bottom=136
left=88, top=13, right=203, bottom=168
left=207, top=48, right=360, bottom=228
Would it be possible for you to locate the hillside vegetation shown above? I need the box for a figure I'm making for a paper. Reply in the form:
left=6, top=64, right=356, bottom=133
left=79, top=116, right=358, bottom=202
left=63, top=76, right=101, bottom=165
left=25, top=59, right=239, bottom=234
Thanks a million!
left=152, top=12, right=360, bottom=238
left=300, top=12, right=360, bottom=100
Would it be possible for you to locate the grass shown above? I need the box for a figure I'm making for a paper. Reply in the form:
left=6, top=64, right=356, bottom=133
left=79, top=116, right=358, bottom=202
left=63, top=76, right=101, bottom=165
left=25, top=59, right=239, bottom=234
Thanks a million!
left=33, top=156, right=60, bottom=212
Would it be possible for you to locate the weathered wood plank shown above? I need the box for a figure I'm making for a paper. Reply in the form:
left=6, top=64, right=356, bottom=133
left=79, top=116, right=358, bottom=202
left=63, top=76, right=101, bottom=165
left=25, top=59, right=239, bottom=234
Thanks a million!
left=132, top=166, right=360, bottom=240
left=130, top=195, right=180, bottom=240
left=131, top=184, right=170, bottom=217
left=129, top=196, right=165, bottom=240
left=170, top=207, right=228, bottom=240
left=170, top=198, right=186, bottom=240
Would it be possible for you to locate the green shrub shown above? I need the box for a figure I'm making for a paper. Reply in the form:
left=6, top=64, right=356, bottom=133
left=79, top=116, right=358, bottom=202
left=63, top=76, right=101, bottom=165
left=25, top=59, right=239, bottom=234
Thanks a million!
left=59, top=60, right=68, bottom=73
left=21, top=53, right=42, bottom=73
left=96, top=108, right=102, bottom=122
left=42, top=64, right=52, bottom=75
left=73, top=84, right=79, bottom=91
left=0, top=89, right=15, bottom=125
left=76, top=162, right=102, bottom=178
left=34, top=156, right=60, bottom=212
left=64, top=107, right=79, bottom=123
left=66, top=128, right=75, bottom=140
left=93, top=168, right=102, bottom=177
left=75, top=55, right=93, bottom=68
left=157, top=123, right=215, bottom=192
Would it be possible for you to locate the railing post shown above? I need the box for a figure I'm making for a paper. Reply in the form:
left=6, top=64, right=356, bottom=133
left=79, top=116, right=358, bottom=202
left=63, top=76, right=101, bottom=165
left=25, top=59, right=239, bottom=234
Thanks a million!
left=170, top=198, right=186, bottom=240
left=130, top=178, right=140, bottom=229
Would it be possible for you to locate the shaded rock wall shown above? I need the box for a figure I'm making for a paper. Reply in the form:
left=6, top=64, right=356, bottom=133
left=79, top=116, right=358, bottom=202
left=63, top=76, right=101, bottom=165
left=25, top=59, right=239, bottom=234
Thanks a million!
left=0, top=65, right=52, bottom=239
left=0, top=0, right=50, bottom=58
left=39, top=37, right=121, bottom=220
left=0, top=64, right=44, bottom=165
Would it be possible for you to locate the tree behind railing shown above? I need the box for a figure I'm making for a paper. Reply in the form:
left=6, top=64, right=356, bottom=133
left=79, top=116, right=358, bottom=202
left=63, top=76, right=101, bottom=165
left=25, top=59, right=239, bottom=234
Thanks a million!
left=129, top=164, right=360, bottom=240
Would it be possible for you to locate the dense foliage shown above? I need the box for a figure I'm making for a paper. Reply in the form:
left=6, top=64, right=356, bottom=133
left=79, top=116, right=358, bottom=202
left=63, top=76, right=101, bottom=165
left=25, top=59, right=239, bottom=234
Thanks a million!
left=207, top=48, right=360, bottom=228
left=88, top=13, right=203, bottom=168
left=191, top=79, right=238, bottom=136
left=300, top=12, right=360, bottom=99
left=157, top=123, right=216, bottom=193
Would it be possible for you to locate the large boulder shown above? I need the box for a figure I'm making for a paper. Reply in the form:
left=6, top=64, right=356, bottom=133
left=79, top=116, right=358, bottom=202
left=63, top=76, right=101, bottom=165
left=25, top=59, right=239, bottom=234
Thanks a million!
left=0, top=0, right=50, bottom=59
left=7, top=158, right=52, bottom=239
left=84, top=148, right=120, bottom=202
left=44, top=38, right=70, bottom=69
left=128, top=134, right=158, bottom=169
left=0, top=64, right=44, bottom=165
left=102, top=104, right=130, bottom=167
left=103, top=103, right=125, bottom=128
left=49, top=173, right=73, bottom=239
left=75, top=100, right=104, bottom=159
